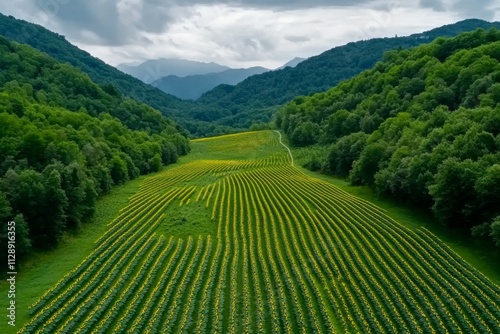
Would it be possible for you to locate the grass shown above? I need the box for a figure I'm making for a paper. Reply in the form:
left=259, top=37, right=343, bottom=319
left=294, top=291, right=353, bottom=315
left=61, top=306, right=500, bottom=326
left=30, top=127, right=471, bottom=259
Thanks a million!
left=0, top=176, right=144, bottom=334
left=157, top=199, right=215, bottom=239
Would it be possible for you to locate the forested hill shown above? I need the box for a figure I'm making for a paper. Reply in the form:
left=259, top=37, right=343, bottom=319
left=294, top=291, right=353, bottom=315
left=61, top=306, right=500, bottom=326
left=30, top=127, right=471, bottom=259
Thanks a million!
left=0, top=13, right=236, bottom=137
left=0, top=35, right=190, bottom=261
left=277, top=28, right=500, bottom=246
left=197, top=19, right=500, bottom=129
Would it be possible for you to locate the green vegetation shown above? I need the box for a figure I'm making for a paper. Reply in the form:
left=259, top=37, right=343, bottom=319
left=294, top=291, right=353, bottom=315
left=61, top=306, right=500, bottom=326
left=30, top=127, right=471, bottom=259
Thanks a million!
left=278, top=28, right=500, bottom=247
left=0, top=13, right=238, bottom=137
left=14, top=131, right=500, bottom=334
left=0, top=35, right=189, bottom=261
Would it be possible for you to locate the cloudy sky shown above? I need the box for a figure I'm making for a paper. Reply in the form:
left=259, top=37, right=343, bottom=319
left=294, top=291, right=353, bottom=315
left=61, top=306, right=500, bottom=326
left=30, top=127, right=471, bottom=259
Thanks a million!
left=1, top=0, right=499, bottom=68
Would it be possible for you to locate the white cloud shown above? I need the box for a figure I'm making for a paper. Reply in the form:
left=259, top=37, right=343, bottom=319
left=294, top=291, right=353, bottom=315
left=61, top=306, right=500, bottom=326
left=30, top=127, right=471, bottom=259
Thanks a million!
left=84, top=3, right=459, bottom=68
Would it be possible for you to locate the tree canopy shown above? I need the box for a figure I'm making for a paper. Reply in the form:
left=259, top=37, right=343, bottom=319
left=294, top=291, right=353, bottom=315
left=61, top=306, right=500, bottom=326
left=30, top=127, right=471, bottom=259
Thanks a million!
left=0, top=36, right=190, bottom=262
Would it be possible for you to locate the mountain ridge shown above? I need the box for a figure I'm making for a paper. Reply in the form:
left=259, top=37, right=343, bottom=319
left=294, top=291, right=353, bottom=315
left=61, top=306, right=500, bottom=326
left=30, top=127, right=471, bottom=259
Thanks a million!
left=151, top=66, right=269, bottom=100
left=117, top=58, right=231, bottom=83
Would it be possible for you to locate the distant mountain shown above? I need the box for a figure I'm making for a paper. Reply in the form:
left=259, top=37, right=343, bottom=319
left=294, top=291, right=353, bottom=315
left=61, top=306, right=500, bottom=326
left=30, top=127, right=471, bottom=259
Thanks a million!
left=152, top=66, right=269, bottom=100
left=117, top=59, right=231, bottom=83
left=196, top=19, right=500, bottom=129
left=277, top=57, right=306, bottom=69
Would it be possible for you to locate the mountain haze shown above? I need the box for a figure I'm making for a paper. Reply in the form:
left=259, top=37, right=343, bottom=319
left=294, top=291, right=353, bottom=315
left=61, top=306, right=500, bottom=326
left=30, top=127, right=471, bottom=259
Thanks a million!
left=151, top=66, right=269, bottom=100
left=117, top=59, right=231, bottom=83
left=277, top=57, right=306, bottom=69
left=151, top=57, right=306, bottom=100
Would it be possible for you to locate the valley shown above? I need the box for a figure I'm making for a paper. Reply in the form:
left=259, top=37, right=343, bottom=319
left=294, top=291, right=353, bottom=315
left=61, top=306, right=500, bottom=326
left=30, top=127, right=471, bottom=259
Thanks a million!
left=2, top=131, right=499, bottom=333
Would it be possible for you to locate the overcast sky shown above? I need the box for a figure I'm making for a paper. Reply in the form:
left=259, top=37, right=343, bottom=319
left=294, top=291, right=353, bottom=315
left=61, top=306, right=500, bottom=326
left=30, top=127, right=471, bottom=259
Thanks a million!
left=1, top=0, right=499, bottom=68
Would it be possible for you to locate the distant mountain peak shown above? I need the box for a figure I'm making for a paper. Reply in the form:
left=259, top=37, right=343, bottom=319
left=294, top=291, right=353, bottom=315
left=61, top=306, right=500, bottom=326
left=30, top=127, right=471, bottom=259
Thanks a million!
left=116, top=58, right=231, bottom=83
left=151, top=66, right=270, bottom=100
left=277, top=57, right=307, bottom=70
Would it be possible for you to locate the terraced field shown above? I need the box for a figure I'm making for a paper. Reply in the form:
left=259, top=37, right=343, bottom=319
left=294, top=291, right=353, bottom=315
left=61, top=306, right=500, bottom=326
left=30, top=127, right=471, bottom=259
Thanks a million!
left=20, top=131, right=500, bottom=333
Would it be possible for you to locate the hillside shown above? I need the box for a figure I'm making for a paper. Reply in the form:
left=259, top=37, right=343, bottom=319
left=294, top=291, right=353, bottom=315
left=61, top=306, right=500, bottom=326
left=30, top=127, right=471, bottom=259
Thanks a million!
left=196, top=19, right=500, bottom=129
left=0, top=35, right=189, bottom=257
left=0, top=13, right=236, bottom=137
left=5, top=131, right=499, bottom=334
left=117, top=58, right=231, bottom=84
left=277, top=28, right=500, bottom=246
left=152, top=66, right=269, bottom=100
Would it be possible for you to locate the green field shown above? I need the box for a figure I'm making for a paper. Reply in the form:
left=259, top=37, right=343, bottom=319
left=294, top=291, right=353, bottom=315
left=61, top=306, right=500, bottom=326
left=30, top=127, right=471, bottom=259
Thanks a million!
left=2, top=130, right=500, bottom=333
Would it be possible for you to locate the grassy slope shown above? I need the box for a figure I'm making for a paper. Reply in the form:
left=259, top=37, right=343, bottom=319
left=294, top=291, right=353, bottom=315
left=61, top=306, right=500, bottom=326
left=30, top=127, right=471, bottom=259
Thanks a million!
left=0, top=177, right=144, bottom=334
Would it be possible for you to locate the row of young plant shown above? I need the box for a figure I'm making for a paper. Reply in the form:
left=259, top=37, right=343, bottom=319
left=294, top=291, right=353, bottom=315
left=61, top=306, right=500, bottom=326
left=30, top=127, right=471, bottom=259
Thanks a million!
left=22, top=162, right=214, bottom=333
left=294, top=166, right=500, bottom=333
left=21, top=130, right=500, bottom=333
left=22, top=211, right=165, bottom=333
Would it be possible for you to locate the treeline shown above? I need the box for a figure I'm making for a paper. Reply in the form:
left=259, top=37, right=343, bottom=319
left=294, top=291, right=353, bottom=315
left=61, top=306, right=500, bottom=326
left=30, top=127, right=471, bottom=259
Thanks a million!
left=0, top=36, right=190, bottom=261
left=277, top=28, right=500, bottom=246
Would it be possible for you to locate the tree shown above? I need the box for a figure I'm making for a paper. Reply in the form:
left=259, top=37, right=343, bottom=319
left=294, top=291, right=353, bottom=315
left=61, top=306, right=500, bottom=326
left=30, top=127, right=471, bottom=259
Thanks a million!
left=349, top=142, right=388, bottom=185
left=148, top=153, right=162, bottom=173
left=291, top=121, right=319, bottom=146
left=491, top=216, right=500, bottom=246
left=429, top=158, right=481, bottom=228
left=475, top=164, right=500, bottom=221
left=2, top=168, right=67, bottom=248
left=19, top=131, right=46, bottom=168
left=0, top=190, right=32, bottom=265
left=327, top=132, right=368, bottom=177
left=109, top=155, right=128, bottom=185
left=41, top=168, right=68, bottom=247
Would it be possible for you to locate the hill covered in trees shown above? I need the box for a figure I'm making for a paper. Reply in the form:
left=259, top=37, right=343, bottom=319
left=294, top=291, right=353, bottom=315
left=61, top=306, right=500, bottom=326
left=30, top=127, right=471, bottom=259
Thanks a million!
left=277, top=28, right=500, bottom=246
left=0, top=13, right=237, bottom=137
left=196, top=19, right=500, bottom=129
left=0, top=35, right=190, bottom=261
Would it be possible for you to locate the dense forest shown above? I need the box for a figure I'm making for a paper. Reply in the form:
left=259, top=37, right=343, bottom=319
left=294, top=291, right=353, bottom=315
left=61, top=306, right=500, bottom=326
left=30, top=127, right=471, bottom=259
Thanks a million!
left=277, top=28, right=500, bottom=246
left=0, top=36, right=190, bottom=261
